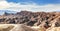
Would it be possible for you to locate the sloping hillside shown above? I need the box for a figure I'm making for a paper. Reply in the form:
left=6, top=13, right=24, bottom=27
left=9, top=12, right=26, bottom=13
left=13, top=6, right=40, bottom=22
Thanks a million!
left=0, top=11, right=60, bottom=31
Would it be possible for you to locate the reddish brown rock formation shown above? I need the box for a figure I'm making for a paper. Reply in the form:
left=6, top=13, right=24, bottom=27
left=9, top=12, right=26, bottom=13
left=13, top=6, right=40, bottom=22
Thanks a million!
left=0, top=11, right=60, bottom=29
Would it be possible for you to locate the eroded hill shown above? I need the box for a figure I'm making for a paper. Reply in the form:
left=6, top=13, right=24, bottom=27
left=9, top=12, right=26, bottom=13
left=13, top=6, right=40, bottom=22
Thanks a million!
left=0, top=11, right=60, bottom=31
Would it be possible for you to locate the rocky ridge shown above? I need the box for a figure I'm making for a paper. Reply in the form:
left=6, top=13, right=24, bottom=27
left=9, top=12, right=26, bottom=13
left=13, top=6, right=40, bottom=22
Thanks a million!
left=0, top=11, right=60, bottom=31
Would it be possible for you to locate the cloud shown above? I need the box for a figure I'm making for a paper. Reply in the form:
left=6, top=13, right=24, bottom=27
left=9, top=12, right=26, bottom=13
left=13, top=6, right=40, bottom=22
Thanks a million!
left=0, top=1, right=10, bottom=9
left=0, top=0, right=60, bottom=12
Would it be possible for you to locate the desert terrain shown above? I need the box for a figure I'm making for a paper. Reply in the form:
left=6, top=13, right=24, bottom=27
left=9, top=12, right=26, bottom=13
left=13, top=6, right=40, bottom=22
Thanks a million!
left=0, top=11, right=60, bottom=31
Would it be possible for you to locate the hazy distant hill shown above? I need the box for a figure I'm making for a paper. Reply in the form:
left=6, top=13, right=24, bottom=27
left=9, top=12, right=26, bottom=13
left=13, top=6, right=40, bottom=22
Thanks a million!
left=0, top=10, right=17, bottom=15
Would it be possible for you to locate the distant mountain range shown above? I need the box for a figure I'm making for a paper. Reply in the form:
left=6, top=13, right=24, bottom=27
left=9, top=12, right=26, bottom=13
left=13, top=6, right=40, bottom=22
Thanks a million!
left=0, top=10, right=60, bottom=15
left=0, top=10, right=17, bottom=15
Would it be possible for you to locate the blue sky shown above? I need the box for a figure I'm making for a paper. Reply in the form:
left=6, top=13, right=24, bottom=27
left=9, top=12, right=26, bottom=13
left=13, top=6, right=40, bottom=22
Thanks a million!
left=7, top=0, right=60, bottom=5
left=0, top=0, right=60, bottom=12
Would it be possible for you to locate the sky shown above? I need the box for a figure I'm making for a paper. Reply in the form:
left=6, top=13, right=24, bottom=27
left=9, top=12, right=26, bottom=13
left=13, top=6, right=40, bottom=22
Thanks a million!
left=0, top=0, right=60, bottom=12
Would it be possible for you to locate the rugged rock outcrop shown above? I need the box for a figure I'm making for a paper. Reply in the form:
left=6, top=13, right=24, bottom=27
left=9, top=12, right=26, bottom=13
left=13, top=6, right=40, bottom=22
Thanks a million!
left=0, top=11, right=60, bottom=31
